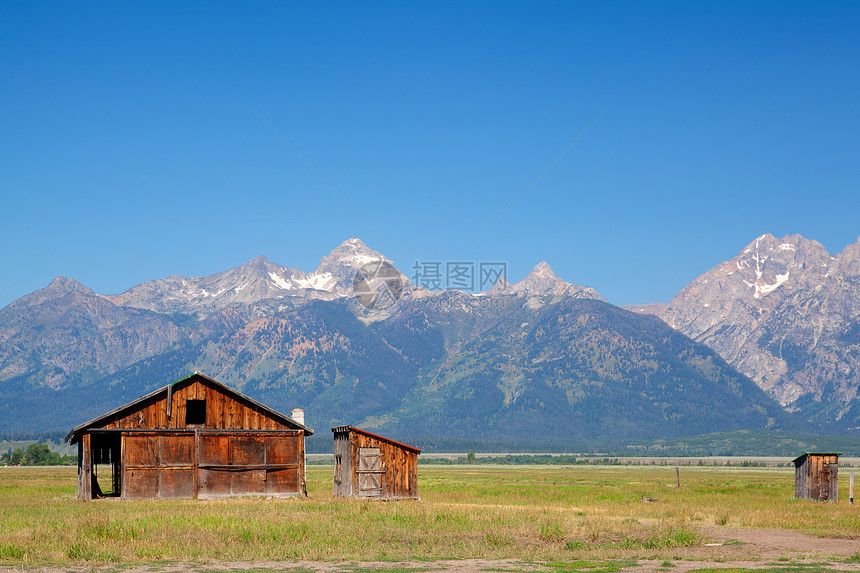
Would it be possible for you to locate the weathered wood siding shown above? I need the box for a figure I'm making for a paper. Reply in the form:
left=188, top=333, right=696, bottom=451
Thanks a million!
left=77, top=434, right=92, bottom=501
left=332, top=427, right=419, bottom=500
left=119, top=429, right=304, bottom=499
left=794, top=453, right=839, bottom=502
left=333, top=429, right=352, bottom=498
left=103, top=378, right=292, bottom=431
left=71, top=373, right=310, bottom=500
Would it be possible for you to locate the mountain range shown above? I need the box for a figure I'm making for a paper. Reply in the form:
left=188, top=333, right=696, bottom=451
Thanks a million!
left=633, top=233, right=860, bottom=432
left=2, top=235, right=857, bottom=449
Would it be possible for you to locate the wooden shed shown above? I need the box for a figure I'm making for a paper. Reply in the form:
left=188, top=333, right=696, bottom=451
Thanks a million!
left=793, top=452, right=840, bottom=502
left=65, top=372, right=313, bottom=500
left=331, top=425, right=420, bottom=500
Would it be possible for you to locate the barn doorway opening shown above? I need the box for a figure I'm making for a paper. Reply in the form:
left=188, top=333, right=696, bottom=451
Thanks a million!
left=91, top=433, right=121, bottom=498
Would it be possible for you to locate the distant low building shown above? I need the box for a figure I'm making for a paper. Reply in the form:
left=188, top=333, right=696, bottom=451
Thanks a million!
left=331, top=425, right=420, bottom=500
left=66, top=372, right=313, bottom=500
left=792, top=452, right=840, bottom=502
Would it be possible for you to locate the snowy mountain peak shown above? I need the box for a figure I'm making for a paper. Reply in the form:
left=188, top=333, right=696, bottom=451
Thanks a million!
left=341, top=237, right=368, bottom=249
left=725, top=233, right=830, bottom=301
left=315, top=238, right=389, bottom=274
left=664, top=233, right=834, bottom=332
left=96, top=238, right=606, bottom=316
left=293, top=238, right=406, bottom=300
left=660, top=232, right=860, bottom=411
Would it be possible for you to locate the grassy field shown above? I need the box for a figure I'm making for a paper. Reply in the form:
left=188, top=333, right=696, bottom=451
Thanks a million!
left=0, top=463, right=858, bottom=566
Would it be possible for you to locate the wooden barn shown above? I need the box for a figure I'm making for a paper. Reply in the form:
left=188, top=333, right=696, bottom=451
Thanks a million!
left=793, top=452, right=840, bottom=502
left=331, top=425, right=420, bottom=500
left=65, top=372, right=313, bottom=501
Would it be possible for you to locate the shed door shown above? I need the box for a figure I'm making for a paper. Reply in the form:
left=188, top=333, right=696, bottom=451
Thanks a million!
left=827, top=463, right=839, bottom=502
left=357, top=447, right=383, bottom=498
left=819, top=463, right=832, bottom=501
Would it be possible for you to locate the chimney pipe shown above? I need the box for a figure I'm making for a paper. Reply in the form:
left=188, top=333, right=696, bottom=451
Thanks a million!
left=291, top=408, right=305, bottom=426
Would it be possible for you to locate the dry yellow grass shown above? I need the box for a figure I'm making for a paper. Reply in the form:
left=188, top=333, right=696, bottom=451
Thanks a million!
left=0, top=463, right=857, bottom=565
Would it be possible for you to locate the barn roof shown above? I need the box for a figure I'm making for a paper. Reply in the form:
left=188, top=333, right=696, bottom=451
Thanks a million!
left=331, top=425, right=421, bottom=453
left=66, top=371, right=313, bottom=443
left=791, top=452, right=841, bottom=464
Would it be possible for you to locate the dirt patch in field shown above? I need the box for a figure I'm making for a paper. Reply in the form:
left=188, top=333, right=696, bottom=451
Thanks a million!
left=695, top=524, right=860, bottom=559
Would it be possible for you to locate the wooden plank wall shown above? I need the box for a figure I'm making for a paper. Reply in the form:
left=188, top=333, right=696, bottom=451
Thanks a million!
left=102, top=379, right=292, bottom=431
left=828, top=460, right=839, bottom=502
left=795, top=457, right=807, bottom=500
left=349, top=432, right=418, bottom=500
left=120, top=430, right=304, bottom=500
left=332, top=431, right=352, bottom=498
left=814, top=454, right=838, bottom=502
left=795, top=454, right=839, bottom=502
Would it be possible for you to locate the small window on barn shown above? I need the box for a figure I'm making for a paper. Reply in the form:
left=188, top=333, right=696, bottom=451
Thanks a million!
left=334, top=455, right=342, bottom=484
left=186, top=399, right=206, bottom=426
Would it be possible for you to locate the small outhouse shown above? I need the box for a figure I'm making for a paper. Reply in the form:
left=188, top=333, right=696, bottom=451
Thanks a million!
left=793, top=452, right=840, bottom=502
left=331, top=425, right=420, bottom=499
left=66, top=371, right=313, bottom=500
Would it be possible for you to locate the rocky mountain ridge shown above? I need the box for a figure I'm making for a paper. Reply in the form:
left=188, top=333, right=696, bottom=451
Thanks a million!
left=104, top=238, right=402, bottom=318
left=506, top=262, right=604, bottom=300
left=656, top=233, right=860, bottom=430
left=101, top=239, right=602, bottom=320
left=0, top=239, right=601, bottom=395
left=0, top=277, right=186, bottom=389
left=0, top=239, right=798, bottom=445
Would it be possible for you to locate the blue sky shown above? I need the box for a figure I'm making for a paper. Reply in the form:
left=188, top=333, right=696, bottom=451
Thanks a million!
left=2, top=1, right=858, bottom=308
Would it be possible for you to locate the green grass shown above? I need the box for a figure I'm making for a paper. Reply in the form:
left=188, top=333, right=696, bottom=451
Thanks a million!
left=544, top=558, right=638, bottom=573
left=619, top=526, right=699, bottom=550
left=0, top=464, right=858, bottom=566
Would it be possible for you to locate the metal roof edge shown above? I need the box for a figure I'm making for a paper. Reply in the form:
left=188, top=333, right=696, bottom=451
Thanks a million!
left=331, top=425, right=421, bottom=453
